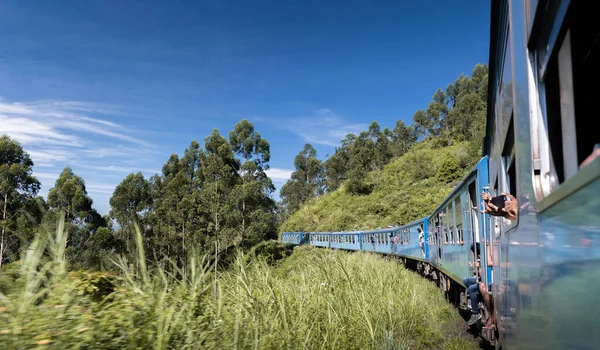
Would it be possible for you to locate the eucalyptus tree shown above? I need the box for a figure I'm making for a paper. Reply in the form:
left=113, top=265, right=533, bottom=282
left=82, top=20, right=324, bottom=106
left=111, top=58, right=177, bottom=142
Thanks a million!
left=0, top=135, right=40, bottom=267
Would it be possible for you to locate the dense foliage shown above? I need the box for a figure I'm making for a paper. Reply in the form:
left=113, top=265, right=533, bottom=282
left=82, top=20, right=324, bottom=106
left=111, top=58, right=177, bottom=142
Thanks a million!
left=0, top=119, right=277, bottom=270
left=0, top=222, right=477, bottom=349
left=280, top=64, right=488, bottom=230
left=280, top=141, right=476, bottom=232
left=0, top=135, right=41, bottom=269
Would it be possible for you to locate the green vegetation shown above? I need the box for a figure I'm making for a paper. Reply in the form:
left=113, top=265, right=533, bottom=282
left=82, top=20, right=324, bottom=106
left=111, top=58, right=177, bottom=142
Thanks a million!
left=0, top=119, right=277, bottom=271
left=279, top=64, right=488, bottom=227
left=281, top=141, right=476, bottom=232
left=0, top=64, right=489, bottom=349
left=0, top=221, right=477, bottom=349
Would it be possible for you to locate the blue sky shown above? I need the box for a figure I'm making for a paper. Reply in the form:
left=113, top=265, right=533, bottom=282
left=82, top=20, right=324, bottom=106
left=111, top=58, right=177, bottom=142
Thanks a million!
left=0, top=0, right=490, bottom=215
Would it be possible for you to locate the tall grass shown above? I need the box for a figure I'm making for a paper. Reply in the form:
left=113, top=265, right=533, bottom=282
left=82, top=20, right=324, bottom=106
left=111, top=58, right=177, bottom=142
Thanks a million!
left=0, top=219, right=477, bottom=349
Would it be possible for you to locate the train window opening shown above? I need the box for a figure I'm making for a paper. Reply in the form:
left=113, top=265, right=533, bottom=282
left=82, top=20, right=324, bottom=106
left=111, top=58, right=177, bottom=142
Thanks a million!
left=445, top=207, right=452, bottom=245
left=508, top=157, right=517, bottom=198
left=502, top=117, right=517, bottom=199
left=454, top=197, right=462, bottom=244
left=534, top=0, right=600, bottom=195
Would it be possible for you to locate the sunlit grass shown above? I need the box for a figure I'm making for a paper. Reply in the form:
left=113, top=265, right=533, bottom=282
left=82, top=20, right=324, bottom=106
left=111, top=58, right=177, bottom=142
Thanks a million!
left=280, top=141, right=477, bottom=233
left=0, top=218, right=477, bottom=349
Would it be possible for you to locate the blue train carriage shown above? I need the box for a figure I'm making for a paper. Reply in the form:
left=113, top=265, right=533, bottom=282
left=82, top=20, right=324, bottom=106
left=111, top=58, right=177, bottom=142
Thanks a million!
left=329, top=231, right=362, bottom=251
left=280, top=232, right=305, bottom=245
left=392, top=218, right=428, bottom=260
left=358, top=227, right=389, bottom=254
left=426, top=157, right=490, bottom=303
left=308, top=232, right=330, bottom=248
left=485, top=0, right=600, bottom=348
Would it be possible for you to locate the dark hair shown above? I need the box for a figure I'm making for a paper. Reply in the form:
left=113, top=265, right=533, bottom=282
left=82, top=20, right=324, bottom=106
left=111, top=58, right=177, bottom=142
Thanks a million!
left=470, top=242, right=481, bottom=256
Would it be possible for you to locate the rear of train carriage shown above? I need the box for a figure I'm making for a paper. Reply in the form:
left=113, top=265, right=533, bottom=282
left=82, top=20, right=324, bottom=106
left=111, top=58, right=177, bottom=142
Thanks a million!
left=485, top=0, right=600, bottom=348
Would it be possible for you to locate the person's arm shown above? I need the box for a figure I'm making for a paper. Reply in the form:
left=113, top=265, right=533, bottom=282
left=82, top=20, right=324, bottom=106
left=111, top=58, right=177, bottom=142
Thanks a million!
left=580, top=144, right=600, bottom=168
left=487, top=242, right=494, bottom=267
left=481, top=191, right=518, bottom=221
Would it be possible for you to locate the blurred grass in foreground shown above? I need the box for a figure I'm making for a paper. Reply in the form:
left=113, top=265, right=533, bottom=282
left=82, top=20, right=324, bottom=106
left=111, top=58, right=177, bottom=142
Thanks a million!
left=0, top=219, right=477, bottom=349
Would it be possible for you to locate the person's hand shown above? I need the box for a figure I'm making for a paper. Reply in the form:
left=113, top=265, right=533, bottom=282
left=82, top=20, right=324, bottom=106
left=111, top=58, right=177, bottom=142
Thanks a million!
left=481, top=191, right=493, bottom=202
left=580, top=144, right=600, bottom=168
left=501, top=193, right=518, bottom=221
left=481, top=191, right=519, bottom=221
left=468, top=261, right=473, bottom=269
left=481, top=191, right=501, bottom=214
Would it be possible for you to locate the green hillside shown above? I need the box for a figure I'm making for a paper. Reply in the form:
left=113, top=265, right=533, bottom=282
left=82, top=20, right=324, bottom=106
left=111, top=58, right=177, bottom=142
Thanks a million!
left=280, top=140, right=480, bottom=233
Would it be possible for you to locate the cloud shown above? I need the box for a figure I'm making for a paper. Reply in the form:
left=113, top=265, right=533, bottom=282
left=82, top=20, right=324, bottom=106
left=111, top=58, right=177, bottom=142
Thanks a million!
left=277, top=108, right=367, bottom=147
left=266, top=167, right=293, bottom=182
left=78, top=164, right=160, bottom=175
left=85, top=183, right=118, bottom=195
left=0, top=97, right=157, bottom=214
left=0, top=100, right=149, bottom=147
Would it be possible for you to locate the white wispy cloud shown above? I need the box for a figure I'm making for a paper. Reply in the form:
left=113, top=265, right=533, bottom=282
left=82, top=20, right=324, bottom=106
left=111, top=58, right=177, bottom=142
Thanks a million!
left=86, top=183, right=118, bottom=195
left=280, top=108, right=367, bottom=147
left=266, top=167, right=293, bottom=182
left=78, top=164, right=160, bottom=175
left=0, top=97, right=157, bottom=214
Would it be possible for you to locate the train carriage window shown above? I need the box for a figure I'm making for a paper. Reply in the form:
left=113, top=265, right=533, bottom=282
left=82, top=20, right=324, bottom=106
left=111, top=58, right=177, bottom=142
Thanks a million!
left=454, top=197, right=463, bottom=244
left=441, top=211, right=449, bottom=245
left=428, top=218, right=435, bottom=245
left=531, top=1, right=600, bottom=198
left=448, top=206, right=455, bottom=245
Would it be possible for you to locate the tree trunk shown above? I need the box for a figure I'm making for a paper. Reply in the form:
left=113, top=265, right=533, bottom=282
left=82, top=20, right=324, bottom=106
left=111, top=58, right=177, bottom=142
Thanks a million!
left=241, top=198, right=245, bottom=247
left=213, top=239, right=218, bottom=304
left=0, top=193, right=7, bottom=269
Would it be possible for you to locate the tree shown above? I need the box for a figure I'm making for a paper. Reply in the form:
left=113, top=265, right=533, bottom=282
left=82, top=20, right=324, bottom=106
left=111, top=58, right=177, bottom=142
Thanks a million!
left=110, top=172, right=151, bottom=227
left=437, top=153, right=462, bottom=184
left=391, top=120, right=417, bottom=157
left=228, top=120, right=276, bottom=247
left=0, top=135, right=41, bottom=267
left=201, top=129, right=240, bottom=249
left=280, top=144, right=323, bottom=213
left=109, top=172, right=151, bottom=254
left=47, top=167, right=94, bottom=224
left=47, top=167, right=106, bottom=265
left=412, top=110, right=432, bottom=140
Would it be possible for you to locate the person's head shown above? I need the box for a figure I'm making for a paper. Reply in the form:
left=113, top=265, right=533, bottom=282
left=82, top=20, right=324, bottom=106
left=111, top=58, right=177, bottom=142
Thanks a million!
left=470, top=242, right=481, bottom=258
left=417, top=227, right=422, bottom=233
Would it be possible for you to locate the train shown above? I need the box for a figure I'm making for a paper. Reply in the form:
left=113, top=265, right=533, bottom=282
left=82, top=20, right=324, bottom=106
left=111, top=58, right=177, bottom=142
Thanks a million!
left=281, top=1, right=600, bottom=349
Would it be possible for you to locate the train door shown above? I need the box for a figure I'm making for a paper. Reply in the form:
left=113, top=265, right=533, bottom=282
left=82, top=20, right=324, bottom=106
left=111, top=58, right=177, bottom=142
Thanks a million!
left=461, top=191, right=471, bottom=249
left=468, top=181, right=481, bottom=276
left=436, top=213, right=443, bottom=265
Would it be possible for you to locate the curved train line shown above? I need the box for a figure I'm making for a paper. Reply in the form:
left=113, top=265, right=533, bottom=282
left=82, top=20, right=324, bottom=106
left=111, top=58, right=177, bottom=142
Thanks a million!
left=283, top=1, right=600, bottom=348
